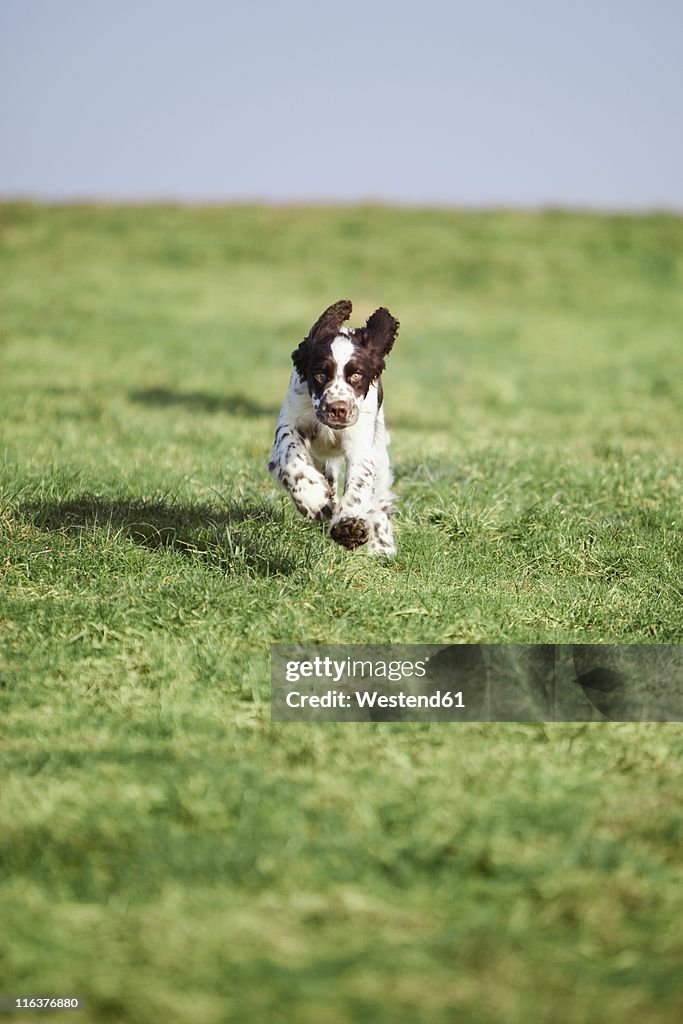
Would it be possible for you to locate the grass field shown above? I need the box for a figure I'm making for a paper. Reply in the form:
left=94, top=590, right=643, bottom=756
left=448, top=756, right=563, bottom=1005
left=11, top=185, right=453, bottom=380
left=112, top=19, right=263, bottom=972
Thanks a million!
left=1, top=202, right=682, bottom=1022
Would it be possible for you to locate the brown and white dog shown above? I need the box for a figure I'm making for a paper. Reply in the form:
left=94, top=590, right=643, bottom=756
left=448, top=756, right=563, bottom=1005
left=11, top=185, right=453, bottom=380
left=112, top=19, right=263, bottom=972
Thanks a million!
left=267, top=299, right=399, bottom=555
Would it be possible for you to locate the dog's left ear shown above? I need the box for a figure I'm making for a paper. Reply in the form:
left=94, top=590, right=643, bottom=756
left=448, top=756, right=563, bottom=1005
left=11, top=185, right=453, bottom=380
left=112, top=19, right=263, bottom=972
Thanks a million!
left=358, top=307, right=400, bottom=359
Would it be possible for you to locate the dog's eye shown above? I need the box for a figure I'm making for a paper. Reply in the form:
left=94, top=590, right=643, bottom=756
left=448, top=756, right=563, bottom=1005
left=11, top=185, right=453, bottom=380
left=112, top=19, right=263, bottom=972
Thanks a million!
left=314, top=372, right=327, bottom=384
left=348, top=372, right=363, bottom=383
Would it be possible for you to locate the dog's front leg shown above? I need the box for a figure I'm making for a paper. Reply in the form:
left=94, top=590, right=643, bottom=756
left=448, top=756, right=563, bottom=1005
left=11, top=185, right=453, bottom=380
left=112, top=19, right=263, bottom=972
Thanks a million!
left=329, top=437, right=376, bottom=549
left=268, top=423, right=334, bottom=522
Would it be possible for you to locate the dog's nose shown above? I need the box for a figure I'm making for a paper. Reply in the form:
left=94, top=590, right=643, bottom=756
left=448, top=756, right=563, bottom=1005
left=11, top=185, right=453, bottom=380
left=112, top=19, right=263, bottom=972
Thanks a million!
left=325, top=402, right=350, bottom=424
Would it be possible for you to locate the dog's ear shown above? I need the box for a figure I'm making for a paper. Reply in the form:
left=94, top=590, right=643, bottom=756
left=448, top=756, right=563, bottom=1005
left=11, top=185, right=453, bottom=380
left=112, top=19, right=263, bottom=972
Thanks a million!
left=308, top=299, right=353, bottom=346
left=291, top=338, right=310, bottom=379
left=358, top=307, right=399, bottom=360
left=291, top=300, right=352, bottom=379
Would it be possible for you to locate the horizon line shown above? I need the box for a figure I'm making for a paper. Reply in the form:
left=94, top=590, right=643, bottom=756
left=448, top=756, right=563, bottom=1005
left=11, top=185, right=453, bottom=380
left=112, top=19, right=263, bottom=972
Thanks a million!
left=2, top=192, right=683, bottom=217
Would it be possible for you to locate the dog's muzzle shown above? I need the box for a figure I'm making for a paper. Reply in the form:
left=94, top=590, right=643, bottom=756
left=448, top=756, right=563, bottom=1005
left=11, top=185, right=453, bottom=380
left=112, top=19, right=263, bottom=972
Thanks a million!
left=317, top=400, right=359, bottom=428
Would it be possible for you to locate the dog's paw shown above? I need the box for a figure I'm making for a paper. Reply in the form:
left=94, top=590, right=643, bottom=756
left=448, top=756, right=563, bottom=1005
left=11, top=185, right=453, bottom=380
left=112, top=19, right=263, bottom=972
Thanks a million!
left=368, top=537, right=396, bottom=557
left=291, top=473, right=333, bottom=521
left=367, top=516, right=396, bottom=557
left=329, top=516, right=370, bottom=550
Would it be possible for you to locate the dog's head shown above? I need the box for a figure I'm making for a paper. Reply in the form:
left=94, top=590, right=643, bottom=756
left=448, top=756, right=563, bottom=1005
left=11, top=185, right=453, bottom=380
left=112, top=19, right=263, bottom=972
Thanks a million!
left=292, top=299, right=399, bottom=428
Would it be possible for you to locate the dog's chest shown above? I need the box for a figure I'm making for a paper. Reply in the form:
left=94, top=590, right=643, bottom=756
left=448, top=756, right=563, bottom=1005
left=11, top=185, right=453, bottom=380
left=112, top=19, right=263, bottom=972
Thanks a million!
left=306, top=420, right=343, bottom=458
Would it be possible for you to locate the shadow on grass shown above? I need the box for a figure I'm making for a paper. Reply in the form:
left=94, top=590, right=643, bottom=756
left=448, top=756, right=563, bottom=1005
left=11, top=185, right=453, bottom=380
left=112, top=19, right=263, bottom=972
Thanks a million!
left=20, top=495, right=301, bottom=577
left=130, top=388, right=279, bottom=418
left=130, top=388, right=450, bottom=431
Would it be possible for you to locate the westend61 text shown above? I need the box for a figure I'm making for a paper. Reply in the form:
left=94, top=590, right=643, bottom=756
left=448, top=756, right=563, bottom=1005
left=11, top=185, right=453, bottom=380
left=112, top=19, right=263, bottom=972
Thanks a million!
left=285, top=690, right=465, bottom=709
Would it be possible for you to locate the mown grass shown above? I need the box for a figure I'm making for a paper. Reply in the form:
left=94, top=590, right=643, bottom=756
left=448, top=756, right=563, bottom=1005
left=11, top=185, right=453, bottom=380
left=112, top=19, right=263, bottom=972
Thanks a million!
left=1, top=202, right=682, bottom=1022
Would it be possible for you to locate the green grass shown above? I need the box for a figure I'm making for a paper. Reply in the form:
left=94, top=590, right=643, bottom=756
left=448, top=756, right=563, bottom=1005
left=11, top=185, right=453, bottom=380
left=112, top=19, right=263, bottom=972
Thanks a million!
left=1, top=202, right=682, bottom=1022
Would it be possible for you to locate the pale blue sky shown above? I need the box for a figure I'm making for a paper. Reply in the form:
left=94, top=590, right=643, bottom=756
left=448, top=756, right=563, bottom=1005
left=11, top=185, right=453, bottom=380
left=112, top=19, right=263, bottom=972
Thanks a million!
left=1, top=0, right=682, bottom=207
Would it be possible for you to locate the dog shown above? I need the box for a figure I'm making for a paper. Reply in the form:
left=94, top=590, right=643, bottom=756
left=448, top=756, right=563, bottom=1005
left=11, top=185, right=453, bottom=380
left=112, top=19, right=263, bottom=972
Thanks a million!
left=267, top=299, right=399, bottom=555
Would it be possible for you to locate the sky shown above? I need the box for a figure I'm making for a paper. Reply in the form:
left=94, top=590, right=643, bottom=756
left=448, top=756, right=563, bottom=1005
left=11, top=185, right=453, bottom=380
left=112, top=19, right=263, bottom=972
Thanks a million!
left=1, top=0, right=682, bottom=208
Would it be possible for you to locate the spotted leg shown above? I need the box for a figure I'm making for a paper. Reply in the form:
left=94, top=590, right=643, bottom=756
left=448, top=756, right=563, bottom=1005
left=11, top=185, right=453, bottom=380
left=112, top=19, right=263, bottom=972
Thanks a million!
left=267, top=424, right=334, bottom=522
left=329, top=442, right=375, bottom=549
left=367, top=425, right=396, bottom=557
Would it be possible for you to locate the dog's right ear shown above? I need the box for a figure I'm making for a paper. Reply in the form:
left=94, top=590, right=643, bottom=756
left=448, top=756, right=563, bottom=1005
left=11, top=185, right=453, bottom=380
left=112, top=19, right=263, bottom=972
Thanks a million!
left=291, top=299, right=352, bottom=378
left=308, top=299, right=352, bottom=345
left=291, top=338, right=310, bottom=379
